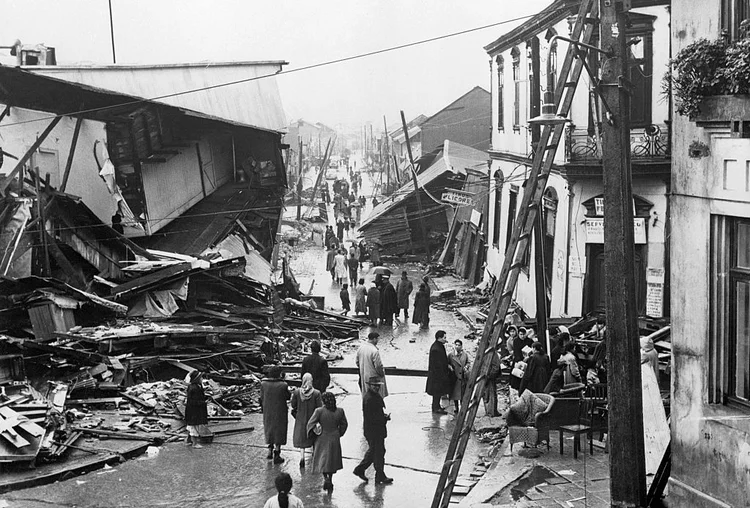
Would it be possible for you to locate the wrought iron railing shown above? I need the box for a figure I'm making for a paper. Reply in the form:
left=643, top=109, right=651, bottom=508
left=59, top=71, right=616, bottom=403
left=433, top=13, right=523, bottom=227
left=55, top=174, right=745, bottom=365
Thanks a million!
left=565, top=123, right=670, bottom=163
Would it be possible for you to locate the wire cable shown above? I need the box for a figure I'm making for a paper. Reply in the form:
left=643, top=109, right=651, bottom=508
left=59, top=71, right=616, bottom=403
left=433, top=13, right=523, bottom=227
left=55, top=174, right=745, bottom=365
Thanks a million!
left=0, top=14, right=535, bottom=129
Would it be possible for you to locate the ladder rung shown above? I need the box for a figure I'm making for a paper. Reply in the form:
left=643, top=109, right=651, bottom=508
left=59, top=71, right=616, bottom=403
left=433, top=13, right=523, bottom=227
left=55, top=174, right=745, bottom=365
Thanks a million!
left=563, top=81, right=577, bottom=88
left=544, top=143, right=559, bottom=151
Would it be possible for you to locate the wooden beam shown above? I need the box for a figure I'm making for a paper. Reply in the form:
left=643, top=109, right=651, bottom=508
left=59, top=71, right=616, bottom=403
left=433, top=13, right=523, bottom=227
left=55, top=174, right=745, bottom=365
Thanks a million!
left=60, top=117, right=83, bottom=192
left=0, top=105, right=10, bottom=124
left=0, top=116, right=62, bottom=194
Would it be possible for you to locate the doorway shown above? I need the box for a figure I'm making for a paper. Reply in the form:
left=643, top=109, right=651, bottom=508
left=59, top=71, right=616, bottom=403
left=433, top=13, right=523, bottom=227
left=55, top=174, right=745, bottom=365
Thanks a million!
left=584, top=244, right=646, bottom=315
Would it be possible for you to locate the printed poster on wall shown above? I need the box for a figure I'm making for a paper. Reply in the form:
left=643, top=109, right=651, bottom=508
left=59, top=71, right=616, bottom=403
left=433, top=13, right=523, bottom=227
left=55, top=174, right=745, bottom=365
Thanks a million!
left=646, top=267, right=665, bottom=318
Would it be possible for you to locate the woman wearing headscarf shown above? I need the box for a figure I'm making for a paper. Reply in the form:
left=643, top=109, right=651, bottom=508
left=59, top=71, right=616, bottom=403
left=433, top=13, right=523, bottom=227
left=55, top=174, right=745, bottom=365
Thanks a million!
left=290, top=373, right=323, bottom=468
left=307, top=391, right=348, bottom=493
left=261, top=366, right=290, bottom=464
left=264, top=472, right=304, bottom=508
left=412, top=282, right=430, bottom=329
left=184, top=370, right=208, bottom=448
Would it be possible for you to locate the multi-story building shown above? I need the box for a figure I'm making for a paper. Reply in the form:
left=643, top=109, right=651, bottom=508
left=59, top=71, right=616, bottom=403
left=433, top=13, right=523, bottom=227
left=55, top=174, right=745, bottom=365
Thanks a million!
left=483, top=0, right=671, bottom=321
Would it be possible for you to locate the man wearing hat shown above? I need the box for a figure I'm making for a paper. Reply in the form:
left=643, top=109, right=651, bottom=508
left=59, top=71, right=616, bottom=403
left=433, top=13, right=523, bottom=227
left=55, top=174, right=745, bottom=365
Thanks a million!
left=356, top=332, right=389, bottom=398
left=353, top=376, right=393, bottom=484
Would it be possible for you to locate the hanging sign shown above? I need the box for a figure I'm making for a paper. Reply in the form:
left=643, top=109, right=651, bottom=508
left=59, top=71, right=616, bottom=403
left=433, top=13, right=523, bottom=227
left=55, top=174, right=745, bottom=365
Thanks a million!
left=585, top=217, right=647, bottom=244
left=441, top=189, right=475, bottom=207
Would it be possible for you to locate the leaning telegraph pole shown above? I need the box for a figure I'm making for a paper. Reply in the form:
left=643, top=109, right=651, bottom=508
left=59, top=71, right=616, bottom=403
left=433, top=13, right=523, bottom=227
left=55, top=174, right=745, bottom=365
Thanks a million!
left=599, top=0, right=646, bottom=506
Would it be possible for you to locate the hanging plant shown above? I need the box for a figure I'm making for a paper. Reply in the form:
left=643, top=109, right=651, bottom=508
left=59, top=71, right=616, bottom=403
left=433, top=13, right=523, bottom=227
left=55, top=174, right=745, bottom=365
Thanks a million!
left=722, top=38, right=750, bottom=94
left=665, top=38, right=728, bottom=118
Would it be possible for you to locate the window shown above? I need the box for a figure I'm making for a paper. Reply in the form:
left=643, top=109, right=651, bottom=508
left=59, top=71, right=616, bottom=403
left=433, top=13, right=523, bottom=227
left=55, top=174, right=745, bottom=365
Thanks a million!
left=711, top=216, right=750, bottom=408
left=496, top=56, right=504, bottom=131
left=722, top=0, right=750, bottom=41
left=627, top=15, right=654, bottom=128
left=511, top=47, right=521, bottom=131
left=505, top=184, right=518, bottom=250
left=493, top=170, right=504, bottom=247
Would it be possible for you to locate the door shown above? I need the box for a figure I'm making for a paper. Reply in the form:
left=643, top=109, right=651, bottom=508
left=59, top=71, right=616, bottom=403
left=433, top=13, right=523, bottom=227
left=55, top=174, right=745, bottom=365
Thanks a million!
left=584, top=244, right=646, bottom=314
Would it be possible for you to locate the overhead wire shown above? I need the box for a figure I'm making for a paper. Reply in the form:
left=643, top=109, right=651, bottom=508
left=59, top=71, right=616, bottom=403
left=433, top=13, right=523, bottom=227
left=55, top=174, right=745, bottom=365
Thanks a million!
left=0, top=13, right=535, bottom=130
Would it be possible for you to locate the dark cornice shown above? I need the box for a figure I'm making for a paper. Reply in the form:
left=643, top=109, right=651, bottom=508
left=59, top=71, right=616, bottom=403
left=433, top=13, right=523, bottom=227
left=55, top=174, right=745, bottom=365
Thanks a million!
left=484, top=0, right=671, bottom=56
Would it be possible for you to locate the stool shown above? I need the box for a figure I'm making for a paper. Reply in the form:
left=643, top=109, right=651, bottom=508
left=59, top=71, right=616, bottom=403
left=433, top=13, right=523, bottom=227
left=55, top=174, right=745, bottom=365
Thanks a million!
left=558, top=424, right=592, bottom=458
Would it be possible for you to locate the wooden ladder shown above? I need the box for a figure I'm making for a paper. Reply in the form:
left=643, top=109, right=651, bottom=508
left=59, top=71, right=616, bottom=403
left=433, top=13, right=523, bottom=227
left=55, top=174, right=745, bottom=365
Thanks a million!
left=430, top=1, right=599, bottom=505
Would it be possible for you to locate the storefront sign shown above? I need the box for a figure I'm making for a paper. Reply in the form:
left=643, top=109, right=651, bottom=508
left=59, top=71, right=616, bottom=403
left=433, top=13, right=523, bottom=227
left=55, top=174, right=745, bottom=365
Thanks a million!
left=585, top=217, right=647, bottom=244
left=441, top=189, right=475, bottom=207
left=646, top=267, right=665, bottom=318
left=470, top=209, right=482, bottom=227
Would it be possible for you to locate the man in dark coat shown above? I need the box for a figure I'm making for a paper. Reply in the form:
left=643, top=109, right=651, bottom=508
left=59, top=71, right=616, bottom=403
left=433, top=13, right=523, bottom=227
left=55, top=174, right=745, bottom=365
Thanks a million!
left=301, top=340, right=331, bottom=393
left=379, top=277, right=398, bottom=326
left=426, top=330, right=452, bottom=414
left=519, top=342, right=552, bottom=394
left=352, top=377, right=393, bottom=484
left=395, top=271, right=414, bottom=320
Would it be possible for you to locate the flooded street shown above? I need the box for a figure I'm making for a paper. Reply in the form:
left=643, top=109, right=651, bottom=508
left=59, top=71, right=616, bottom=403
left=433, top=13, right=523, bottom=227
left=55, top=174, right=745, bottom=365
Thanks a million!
left=2, top=166, right=499, bottom=507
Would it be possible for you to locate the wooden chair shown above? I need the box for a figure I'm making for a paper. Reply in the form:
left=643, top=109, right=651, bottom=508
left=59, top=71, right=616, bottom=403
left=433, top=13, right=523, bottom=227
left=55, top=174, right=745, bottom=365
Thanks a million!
left=584, top=383, right=608, bottom=450
left=558, top=396, right=593, bottom=458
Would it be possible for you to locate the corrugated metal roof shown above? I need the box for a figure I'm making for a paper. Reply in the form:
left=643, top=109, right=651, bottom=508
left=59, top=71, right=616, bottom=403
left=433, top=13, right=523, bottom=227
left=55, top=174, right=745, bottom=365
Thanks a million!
left=28, top=61, right=288, bottom=133
left=360, top=140, right=488, bottom=228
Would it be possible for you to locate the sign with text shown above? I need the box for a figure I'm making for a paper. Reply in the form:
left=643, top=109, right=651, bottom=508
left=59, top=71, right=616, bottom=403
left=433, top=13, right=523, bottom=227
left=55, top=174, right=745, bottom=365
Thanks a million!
left=441, top=189, right=475, bottom=207
left=585, top=217, right=647, bottom=244
left=646, top=267, right=665, bottom=318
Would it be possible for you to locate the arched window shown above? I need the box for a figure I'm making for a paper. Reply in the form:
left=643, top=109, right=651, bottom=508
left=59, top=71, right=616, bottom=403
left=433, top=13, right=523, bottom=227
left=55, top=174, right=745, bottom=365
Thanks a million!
left=496, top=56, right=504, bottom=131
left=511, top=47, right=521, bottom=130
left=493, top=170, right=504, bottom=247
left=545, top=29, right=558, bottom=94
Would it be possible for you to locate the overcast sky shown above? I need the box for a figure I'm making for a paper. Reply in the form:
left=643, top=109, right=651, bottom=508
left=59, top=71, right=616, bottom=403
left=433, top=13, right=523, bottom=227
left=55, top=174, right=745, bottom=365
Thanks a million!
left=5, top=0, right=551, bottom=129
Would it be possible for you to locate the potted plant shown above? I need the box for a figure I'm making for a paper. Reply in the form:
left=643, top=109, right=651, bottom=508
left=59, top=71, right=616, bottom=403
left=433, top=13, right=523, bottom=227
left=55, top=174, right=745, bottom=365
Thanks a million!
left=665, top=36, right=750, bottom=121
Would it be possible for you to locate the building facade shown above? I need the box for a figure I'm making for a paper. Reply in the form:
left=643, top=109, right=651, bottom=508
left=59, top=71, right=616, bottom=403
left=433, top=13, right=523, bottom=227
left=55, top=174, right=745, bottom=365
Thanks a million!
left=483, top=0, right=671, bottom=321
left=669, top=1, right=750, bottom=505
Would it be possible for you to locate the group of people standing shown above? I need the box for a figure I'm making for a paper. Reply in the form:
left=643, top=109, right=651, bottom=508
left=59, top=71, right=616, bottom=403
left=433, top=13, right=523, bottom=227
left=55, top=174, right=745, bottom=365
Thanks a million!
left=352, top=271, right=432, bottom=330
left=258, top=337, right=393, bottom=499
left=425, top=331, right=472, bottom=414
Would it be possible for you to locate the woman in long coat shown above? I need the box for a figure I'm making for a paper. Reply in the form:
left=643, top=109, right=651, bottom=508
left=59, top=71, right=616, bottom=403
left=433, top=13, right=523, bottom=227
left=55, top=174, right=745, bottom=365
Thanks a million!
left=185, top=370, right=208, bottom=448
left=366, top=282, right=381, bottom=326
left=412, top=283, right=430, bottom=329
left=333, top=249, right=348, bottom=285
left=354, top=278, right=367, bottom=316
left=261, top=366, right=290, bottom=464
left=326, top=247, right=336, bottom=281
left=448, top=339, right=470, bottom=413
left=307, top=392, right=348, bottom=493
left=290, top=373, right=322, bottom=468
left=518, top=342, right=551, bottom=394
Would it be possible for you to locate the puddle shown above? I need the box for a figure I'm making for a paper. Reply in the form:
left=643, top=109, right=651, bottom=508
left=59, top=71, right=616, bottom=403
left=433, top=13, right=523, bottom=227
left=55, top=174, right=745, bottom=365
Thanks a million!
left=488, top=465, right=569, bottom=503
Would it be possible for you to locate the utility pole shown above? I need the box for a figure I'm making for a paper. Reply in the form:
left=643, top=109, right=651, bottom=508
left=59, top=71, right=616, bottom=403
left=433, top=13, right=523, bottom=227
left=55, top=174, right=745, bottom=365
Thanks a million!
left=108, top=0, right=117, bottom=64
left=599, top=0, right=646, bottom=506
left=383, top=116, right=390, bottom=194
left=400, top=110, right=432, bottom=260
left=297, top=137, right=303, bottom=220
left=533, top=212, right=548, bottom=349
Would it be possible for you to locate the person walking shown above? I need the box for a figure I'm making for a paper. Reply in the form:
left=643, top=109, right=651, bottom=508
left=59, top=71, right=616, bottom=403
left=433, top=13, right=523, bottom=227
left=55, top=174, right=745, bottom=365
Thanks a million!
left=333, top=249, right=347, bottom=285
left=369, top=242, right=381, bottom=267
left=358, top=238, right=368, bottom=268
left=395, top=271, right=414, bottom=321
left=347, top=253, right=359, bottom=287
left=366, top=281, right=381, bottom=326
left=301, top=340, right=331, bottom=393
left=261, top=366, right=290, bottom=464
left=307, top=392, right=348, bottom=494
left=354, top=278, right=367, bottom=316
left=412, top=282, right=430, bottom=329
left=448, top=339, right=470, bottom=413
left=264, top=473, right=304, bottom=508
left=340, top=283, right=351, bottom=315
left=184, top=370, right=208, bottom=448
left=290, top=373, right=322, bottom=468
left=356, top=331, right=389, bottom=397
left=426, top=330, right=453, bottom=414
left=336, top=218, right=345, bottom=243
left=379, top=276, right=398, bottom=326
left=352, top=377, right=394, bottom=485
left=518, top=342, right=551, bottom=395
left=326, top=246, right=336, bottom=281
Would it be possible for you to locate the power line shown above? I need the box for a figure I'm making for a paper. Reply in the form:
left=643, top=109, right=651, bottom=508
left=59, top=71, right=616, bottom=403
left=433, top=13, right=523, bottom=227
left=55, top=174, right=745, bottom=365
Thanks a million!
left=0, top=13, right=534, bottom=129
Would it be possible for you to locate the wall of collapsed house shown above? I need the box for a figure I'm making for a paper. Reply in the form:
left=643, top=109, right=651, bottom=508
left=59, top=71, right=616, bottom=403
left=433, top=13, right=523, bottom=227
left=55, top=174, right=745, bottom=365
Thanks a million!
left=0, top=106, right=114, bottom=226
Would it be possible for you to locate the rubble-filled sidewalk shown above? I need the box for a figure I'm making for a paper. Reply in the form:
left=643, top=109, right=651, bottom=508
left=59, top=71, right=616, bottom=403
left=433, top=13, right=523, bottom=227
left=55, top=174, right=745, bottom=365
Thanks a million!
left=460, top=432, right=611, bottom=508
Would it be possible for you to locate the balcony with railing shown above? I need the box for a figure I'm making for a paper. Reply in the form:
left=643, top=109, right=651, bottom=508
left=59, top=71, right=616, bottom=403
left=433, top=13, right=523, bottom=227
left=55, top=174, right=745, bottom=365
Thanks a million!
left=564, top=123, right=670, bottom=164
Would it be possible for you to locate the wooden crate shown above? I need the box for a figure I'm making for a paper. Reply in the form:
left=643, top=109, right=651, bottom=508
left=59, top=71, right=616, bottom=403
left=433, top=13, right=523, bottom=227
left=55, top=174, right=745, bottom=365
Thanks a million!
left=27, top=302, right=76, bottom=342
